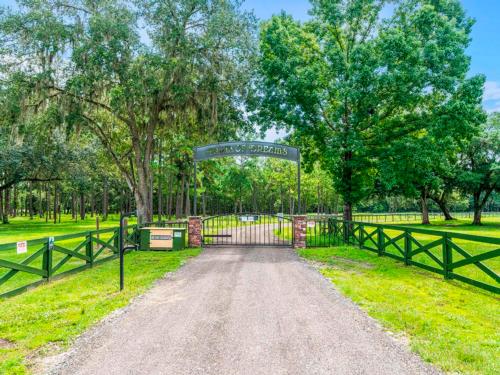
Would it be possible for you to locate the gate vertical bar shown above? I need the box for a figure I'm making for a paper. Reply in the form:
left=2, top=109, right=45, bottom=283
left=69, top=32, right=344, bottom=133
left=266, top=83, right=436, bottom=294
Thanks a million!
left=297, top=151, right=301, bottom=214
left=193, top=161, right=197, bottom=216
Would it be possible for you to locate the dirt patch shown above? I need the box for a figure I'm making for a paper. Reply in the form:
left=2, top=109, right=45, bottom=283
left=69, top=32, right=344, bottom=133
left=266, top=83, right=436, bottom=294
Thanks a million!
left=330, top=256, right=375, bottom=269
left=0, top=338, right=15, bottom=349
left=304, top=256, right=374, bottom=273
left=27, top=341, right=64, bottom=374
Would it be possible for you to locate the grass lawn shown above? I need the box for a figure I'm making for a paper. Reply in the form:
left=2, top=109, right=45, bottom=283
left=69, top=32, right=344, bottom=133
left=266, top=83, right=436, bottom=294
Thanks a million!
left=298, top=246, right=499, bottom=374
left=402, top=217, right=500, bottom=237
left=0, top=249, right=200, bottom=374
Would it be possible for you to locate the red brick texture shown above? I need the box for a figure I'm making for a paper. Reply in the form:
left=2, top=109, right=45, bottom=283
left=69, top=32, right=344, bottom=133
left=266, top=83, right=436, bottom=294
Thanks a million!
left=188, top=216, right=202, bottom=248
left=293, top=215, right=307, bottom=249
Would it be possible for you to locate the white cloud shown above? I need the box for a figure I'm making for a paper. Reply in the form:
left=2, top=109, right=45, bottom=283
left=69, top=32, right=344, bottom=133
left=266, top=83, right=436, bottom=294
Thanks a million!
left=484, top=81, right=500, bottom=101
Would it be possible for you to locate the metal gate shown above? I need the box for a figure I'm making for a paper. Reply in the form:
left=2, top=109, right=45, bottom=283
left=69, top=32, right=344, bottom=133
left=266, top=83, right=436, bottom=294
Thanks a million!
left=202, top=214, right=293, bottom=247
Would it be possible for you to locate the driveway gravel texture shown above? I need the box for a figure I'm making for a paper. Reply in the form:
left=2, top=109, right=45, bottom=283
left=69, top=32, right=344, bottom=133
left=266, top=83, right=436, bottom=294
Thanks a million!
left=45, top=226, right=439, bottom=375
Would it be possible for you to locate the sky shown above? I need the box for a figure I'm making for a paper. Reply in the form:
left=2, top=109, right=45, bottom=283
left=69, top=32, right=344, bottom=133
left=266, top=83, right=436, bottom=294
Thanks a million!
left=1, top=0, right=499, bottom=127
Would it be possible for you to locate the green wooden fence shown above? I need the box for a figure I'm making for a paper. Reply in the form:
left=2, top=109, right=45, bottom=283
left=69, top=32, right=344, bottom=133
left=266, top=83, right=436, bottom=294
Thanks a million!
left=0, top=225, right=139, bottom=298
left=307, top=218, right=499, bottom=294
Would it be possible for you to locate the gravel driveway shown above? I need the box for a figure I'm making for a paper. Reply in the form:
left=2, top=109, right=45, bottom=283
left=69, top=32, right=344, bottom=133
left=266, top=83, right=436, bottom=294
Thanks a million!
left=47, top=245, right=438, bottom=375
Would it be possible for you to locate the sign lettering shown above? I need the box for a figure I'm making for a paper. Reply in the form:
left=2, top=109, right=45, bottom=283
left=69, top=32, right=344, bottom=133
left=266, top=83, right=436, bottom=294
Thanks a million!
left=194, top=142, right=299, bottom=162
left=16, top=241, right=27, bottom=254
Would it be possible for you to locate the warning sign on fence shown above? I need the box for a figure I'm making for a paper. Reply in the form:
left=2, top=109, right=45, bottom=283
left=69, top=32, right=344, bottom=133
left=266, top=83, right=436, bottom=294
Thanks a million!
left=16, top=241, right=27, bottom=254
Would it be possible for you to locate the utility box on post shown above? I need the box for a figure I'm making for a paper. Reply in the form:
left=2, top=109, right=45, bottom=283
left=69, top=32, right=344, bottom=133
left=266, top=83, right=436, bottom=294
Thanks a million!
left=139, top=227, right=186, bottom=251
left=172, top=228, right=186, bottom=250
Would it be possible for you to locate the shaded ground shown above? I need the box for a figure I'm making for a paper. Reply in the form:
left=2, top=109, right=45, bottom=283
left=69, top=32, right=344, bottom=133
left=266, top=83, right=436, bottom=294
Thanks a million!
left=46, top=246, right=438, bottom=375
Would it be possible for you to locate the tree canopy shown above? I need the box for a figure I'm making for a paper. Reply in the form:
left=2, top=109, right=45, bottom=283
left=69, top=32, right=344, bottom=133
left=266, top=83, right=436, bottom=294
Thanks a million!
left=257, top=0, right=485, bottom=220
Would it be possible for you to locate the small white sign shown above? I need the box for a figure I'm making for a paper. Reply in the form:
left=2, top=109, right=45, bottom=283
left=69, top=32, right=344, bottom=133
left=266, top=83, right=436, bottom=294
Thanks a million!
left=48, top=237, right=55, bottom=250
left=240, top=216, right=258, bottom=222
left=307, top=221, right=316, bottom=228
left=16, top=241, right=27, bottom=254
left=277, top=213, right=284, bottom=222
left=174, top=232, right=182, bottom=238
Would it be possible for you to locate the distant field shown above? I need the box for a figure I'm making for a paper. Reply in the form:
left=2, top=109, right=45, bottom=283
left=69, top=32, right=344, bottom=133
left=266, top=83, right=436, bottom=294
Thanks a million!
left=402, top=217, right=500, bottom=238
left=0, top=215, right=133, bottom=245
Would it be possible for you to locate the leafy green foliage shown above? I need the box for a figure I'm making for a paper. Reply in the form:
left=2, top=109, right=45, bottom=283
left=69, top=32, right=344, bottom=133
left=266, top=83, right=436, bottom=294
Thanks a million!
left=457, top=113, right=500, bottom=223
left=0, top=0, right=257, bottom=222
left=257, top=0, right=484, bottom=218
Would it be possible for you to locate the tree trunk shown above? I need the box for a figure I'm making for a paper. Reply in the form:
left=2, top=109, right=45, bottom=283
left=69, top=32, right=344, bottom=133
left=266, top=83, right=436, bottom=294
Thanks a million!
left=472, top=204, right=482, bottom=225
left=342, top=149, right=353, bottom=221
left=12, top=186, right=17, bottom=217
left=132, top=159, right=153, bottom=224
left=46, top=184, right=50, bottom=222
left=420, top=190, right=430, bottom=225
left=38, top=185, right=43, bottom=218
left=53, top=186, right=58, bottom=224
left=102, top=179, right=108, bottom=221
left=433, top=197, right=454, bottom=220
left=474, top=186, right=494, bottom=225
left=0, top=190, right=4, bottom=224
left=29, top=182, right=34, bottom=219
left=4, top=188, right=10, bottom=224
left=175, top=174, right=185, bottom=219
left=72, top=192, right=77, bottom=219
left=158, top=144, right=163, bottom=221
left=80, top=193, right=85, bottom=220
left=90, top=192, right=95, bottom=218
left=343, top=202, right=353, bottom=221
left=167, top=174, right=173, bottom=219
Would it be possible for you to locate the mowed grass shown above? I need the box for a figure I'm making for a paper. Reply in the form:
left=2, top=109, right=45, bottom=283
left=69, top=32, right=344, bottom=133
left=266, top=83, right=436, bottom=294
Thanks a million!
left=298, top=246, right=499, bottom=374
left=0, top=249, right=200, bottom=374
left=402, top=217, right=500, bottom=237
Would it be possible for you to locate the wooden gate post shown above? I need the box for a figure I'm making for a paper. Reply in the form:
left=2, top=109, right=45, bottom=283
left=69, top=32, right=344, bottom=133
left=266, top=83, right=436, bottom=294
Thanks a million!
left=188, top=216, right=202, bottom=248
left=293, top=215, right=307, bottom=249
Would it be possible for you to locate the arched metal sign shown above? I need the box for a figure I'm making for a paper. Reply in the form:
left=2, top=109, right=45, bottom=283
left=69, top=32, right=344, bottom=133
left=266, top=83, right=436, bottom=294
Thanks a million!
left=193, top=141, right=301, bottom=214
left=194, top=141, right=299, bottom=162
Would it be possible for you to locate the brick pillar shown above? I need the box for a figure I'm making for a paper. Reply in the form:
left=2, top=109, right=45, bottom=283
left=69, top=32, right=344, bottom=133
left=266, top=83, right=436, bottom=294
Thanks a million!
left=188, top=216, right=202, bottom=248
left=293, top=215, right=307, bottom=249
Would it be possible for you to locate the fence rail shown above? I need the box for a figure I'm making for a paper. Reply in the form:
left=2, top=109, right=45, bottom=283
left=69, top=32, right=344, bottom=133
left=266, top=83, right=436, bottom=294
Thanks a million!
left=308, top=211, right=500, bottom=223
left=0, top=225, right=139, bottom=298
left=307, top=218, right=499, bottom=294
left=142, top=220, right=188, bottom=230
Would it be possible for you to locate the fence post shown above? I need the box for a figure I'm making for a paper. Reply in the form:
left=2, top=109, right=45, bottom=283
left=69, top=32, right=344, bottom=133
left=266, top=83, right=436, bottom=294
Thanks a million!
left=404, top=230, right=412, bottom=266
left=359, top=223, right=364, bottom=249
left=113, top=228, right=120, bottom=254
left=188, top=216, right=203, bottom=248
left=42, top=239, right=53, bottom=281
left=443, top=233, right=452, bottom=279
left=377, top=226, right=384, bottom=256
left=86, top=232, right=94, bottom=267
left=293, top=215, right=307, bottom=249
